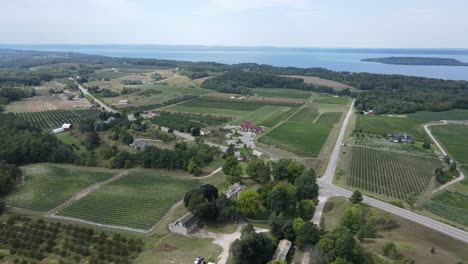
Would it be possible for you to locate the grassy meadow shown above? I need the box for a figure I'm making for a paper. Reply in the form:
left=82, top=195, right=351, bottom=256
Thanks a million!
left=252, top=88, right=312, bottom=99
left=356, top=115, right=427, bottom=141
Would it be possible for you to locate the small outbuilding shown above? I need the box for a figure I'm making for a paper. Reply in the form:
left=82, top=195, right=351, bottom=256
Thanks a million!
left=169, top=212, right=199, bottom=236
left=272, top=239, right=292, bottom=261
left=52, top=123, right=73, bottom=134
left=224, top=183, right=247, bottom=199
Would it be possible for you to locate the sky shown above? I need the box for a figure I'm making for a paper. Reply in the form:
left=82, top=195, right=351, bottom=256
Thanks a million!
left=0, top=0, right=467, bottom=48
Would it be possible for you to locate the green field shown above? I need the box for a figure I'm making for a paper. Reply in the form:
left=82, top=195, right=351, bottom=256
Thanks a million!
left=252, top=88, right=312, bottom=99
left=431, top=124, right=468, bottom=164
left=356, top=115, right=427, bottom=141
left=348, top=146, right=442, bottom=199
left=243, top=105, right=294, bottom=126
left=259, top=121, right=332, bottom=157
left=407, top=109, right=468, bottom=122
left=289, top=107, right=319, bottom=122
left=258, top=107, right=298, bottom=127
left=313, top=96, right=350, bottom=105
left=57, top=171, right=199, bottom=230
left=424, top=188, right=468, bottom=226
left=316, top=112, right=343, bottom=124
left=166, top=105, right=250, bottom=117
left=6, top=164, right=115, bottom=211
left=140, top=84, right=212, bottom=96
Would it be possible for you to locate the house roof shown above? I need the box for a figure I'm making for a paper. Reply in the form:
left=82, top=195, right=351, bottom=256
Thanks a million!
left=224, top=183, right=247, bottom=197
left=241, top=121, right=262, bottom=131
left=62, top=123, right=72, bottom=129
left=176, top=212, right=198, bottom=228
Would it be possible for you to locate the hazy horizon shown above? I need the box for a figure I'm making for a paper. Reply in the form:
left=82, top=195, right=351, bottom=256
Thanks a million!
left=1, top=0, right=468, bottom=48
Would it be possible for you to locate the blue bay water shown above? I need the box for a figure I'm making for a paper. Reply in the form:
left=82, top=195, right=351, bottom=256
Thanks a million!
left=2, top=44, right=468, bottom=81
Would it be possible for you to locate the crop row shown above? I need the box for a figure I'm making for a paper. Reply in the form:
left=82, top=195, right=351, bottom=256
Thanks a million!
left=16, top=109, right=101, bottom=130
left=58, top=172, right=199, bottom=230
left=347, top=146, right=441, bottom=199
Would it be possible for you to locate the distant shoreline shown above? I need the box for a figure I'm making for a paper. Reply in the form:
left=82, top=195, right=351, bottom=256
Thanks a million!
left=362, top=56, right=468, bottom=66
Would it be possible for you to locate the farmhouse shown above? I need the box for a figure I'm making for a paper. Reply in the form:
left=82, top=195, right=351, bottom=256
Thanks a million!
left=240, top=121, right=263, bottom=133
left=169, top=212, right=198, bottom=236
left=129, top=139, right=150, bottom=149
left=387, top=132, right=413, bottom=143
left=52, top=123, right=73, bottom=134
left=272, top=239, right=292, bottom=261
left=224, top=183, right=247, bottom=199
left=116, top=99, right=130, bottom=105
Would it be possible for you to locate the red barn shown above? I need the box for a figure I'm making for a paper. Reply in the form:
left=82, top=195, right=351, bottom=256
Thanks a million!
left=241, top=121, right=263, bottom=133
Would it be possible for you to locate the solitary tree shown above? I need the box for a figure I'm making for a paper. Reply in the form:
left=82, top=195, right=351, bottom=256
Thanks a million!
left=450, top=161, right=457, bottom=172
left=422, top=142, right=431, bottom=150
left=405, top=193, right=418, bottom=210
left=443, top=155, right=451, bottom=164
left=349, top=190, right=363, bottom=204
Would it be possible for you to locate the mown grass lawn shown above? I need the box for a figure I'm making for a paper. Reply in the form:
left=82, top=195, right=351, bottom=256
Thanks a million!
left=259, top=121, right=332, bottom=157
left=6, top=164, right=115, bottom=211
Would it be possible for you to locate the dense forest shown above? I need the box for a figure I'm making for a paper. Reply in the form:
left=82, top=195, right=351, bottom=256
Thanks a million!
left=0, top=114, right=77, bottom=164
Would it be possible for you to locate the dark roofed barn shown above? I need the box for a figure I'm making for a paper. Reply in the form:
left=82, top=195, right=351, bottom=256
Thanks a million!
left=169, top=212, right=199, bottom=235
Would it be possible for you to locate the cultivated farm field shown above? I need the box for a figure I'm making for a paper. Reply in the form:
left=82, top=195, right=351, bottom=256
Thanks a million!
left=430, top=124, right=468, bottom=164
left=423, top=187, right=468, bottom=227
left=289, top=107, right=319, bottom=122
left=6, top=164, right=115, bottom=211
left=347, top=146, right=441, bottom=199
left=356, top=115, right=427, bottom=141
left=313, top=96, right=350, bottom=105
left=259, top=121, right=332, bottom=157
left=15, top=109, right=101, bottom=130
left=252, top=88, right=312, bottom=99
left=407, top=109, right=468, bottom=122
left=316, top=112, right=343, bottom=124
left=57, top=171, right=199, bottom=231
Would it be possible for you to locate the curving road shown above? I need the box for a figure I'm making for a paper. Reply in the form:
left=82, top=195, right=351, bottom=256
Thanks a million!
left=312, top=101, right=468, bottom=244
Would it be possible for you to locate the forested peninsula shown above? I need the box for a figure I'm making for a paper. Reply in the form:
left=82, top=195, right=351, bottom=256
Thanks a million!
left=362, top=57, right=468, bottom=66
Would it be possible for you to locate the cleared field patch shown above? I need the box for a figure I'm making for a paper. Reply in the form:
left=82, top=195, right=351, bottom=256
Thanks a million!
left=315, top=112, right=343, bottom=124
left=5, top=95, right=91, bottom=113
left=430, top=124, right=468, bottom=164
left=289, top=107, right=319, bottom=122
left=252, top=88, right=312, bottom=99
left=6, top=164, right=115, bottom=212
left=313, top=96, right=350, bottom=105
left=15, top=109, right=101, bottom=130
left=57, top=171, right=199, bottom=230
left=347, top=146, right=441, bottom=199
left=259, top=121, right=332, bottom=157
left=356, top=115, right=427, bottom=141
left=280, top=75, right=355, bottom=90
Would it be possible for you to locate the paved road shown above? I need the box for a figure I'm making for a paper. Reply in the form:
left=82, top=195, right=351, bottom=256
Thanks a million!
left=310, top=100, right=468, bottom=244
left=424, top=121, right=465, bottom=193
left=76, top=81, right=118, bottom=113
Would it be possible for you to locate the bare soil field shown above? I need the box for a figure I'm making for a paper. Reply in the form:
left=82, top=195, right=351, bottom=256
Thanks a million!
left=5, top=95, right=91, bottom=113
left=281, top=75, right=356, bottom=91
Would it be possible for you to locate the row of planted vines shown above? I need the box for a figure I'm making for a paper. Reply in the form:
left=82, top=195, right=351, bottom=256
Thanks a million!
left=15, top=109, right=101, bottom=130
left=347, top=146, right=441, bottom=199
